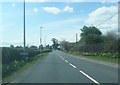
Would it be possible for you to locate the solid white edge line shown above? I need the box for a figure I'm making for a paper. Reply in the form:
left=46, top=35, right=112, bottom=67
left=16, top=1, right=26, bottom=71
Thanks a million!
left=69, top=63, right=76, bottom=68
left=79, top=70, right=100, bottom=85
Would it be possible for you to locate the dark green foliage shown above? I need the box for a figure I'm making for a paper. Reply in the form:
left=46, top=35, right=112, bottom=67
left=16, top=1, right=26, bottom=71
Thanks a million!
left=78, top=43, right=104, bottom=52
left=2, top=61, right=26, bottom=78
left=2, top=47, right=40, bottom=78
left=2, top=47, right=23, bottom=64
left=80, top=26, right=103, bottom=44
left=102, top=32, right=119, bottom=53
left=51, top=38, right=59, bottom=50
left=29, top=45, right=38, bottom=49
left=2, top=47, right=52, bottom=78
left=60, top=40, right=69, bottom=52
left=2, top=47, right=40, bottom=64
left=118, top=39, right=120, bottom=53
left=60, top=26, right=118, bottom=55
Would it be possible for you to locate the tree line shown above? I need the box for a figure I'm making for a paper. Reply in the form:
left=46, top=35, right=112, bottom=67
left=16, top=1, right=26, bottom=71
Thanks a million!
left=59, top=26, right=119, bottom=54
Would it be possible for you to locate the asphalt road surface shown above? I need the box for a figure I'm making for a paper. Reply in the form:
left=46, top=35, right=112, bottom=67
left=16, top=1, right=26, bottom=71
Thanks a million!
left=11, top=50, right=118, bottom=84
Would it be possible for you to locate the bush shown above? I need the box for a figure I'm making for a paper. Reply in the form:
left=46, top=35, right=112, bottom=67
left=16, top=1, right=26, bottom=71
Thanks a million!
left=2, top=47, right=52, bottom=78
left=2, top=47, right=22, bottom=64
left=2, top=47, right=40, bottom=65
left=2, top=47, right=40, bottom=78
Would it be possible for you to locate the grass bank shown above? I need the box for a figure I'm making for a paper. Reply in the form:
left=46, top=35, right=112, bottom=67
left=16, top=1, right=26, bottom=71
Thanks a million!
left=67, top=52, right=119, bottom=63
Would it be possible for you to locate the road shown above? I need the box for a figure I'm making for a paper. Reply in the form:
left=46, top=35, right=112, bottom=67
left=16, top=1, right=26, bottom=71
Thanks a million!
left=10, top=50, right=118, bottom=84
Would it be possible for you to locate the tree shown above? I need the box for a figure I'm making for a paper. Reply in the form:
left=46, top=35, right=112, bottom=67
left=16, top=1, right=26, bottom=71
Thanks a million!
left=29, top=45, right=38, bottom=49
left=16, top=46, right=22, bottom=48
left=80, top=26, right=103, bottom=44
left=102, top=32, right=118, bottom=53
left=60, top=40, right=69, bottom=51
left=51, top=38, right=59, bottom=50
left=10, top=45, right=14, bottom=48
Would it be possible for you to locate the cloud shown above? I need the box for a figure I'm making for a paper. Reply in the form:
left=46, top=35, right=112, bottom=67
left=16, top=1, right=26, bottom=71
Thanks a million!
left=26, top=17, right=83, bottom=45
left=85, top=5, right=118, bottom=34
left=100, top=1, right=118, bottom=4
left=0, top=0, right=119, bottom=2
left=0, top=5, right=3, bottom=33
left=12, top=3, right=15, bottom=8
left=28, top=0, right=47, bottom=2
left=39, top=17, right=83, bottom=30
left=63, top=6, right=74, bottom=12
left=29, top=6, right=73, bottom=15
left=53, top=28, right=80, bottom=42
left=42, top=6, right=74, bottom=15
left=33, top=8, right=38, bottom=13
left=43, top=7, right=62, bottom=15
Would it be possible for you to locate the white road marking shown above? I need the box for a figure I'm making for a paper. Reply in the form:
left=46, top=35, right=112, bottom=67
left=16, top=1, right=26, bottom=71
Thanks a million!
left=65, top=60, right=68, bottom=63
left=59, top=55, right=65, bottom=61
left=69, top=63, right=76, bottom=68
left=79, top=70, right=100, bottom=85
left=59, top=55, right=63, bottom=59
left=58, top=54, right=100, bottom=84
left=59, top=55, right=63, bottom=58
left=62, top=57, right=64, bottom=60
left=59, top=55, right=100, bottom=85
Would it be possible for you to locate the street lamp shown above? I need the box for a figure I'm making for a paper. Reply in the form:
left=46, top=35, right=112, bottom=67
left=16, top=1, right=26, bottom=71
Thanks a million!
left=76, top=33, right=78, bottom=43
left=39, top=27, right=43, bottom=51
left=23, top=0, right=26, bottom=49
left=20, top=0, right=28, bottom=58
left=40, top=27, right=43, bottom=46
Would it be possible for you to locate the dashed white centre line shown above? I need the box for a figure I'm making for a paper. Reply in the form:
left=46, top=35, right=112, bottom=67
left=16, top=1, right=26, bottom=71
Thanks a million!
left=79, top=70, right=100, bottom=85
left=69, top=63, right=77, bottom=68
left=58, top=54, right=100, bottom=84
left=59, top=55, right=64, bottom=60
left=60, top=56, right=62, bottom=58
left=65, top=60, right=68, bottom=63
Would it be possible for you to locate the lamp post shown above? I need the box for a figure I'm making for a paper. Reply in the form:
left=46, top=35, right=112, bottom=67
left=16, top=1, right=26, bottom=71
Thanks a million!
left=44, top=35, right=46, bottom=47
left=39, top=27, right=43, bottom=51
left=76, top=33, right=78, bottom=43
left=20, top=0, right=28, bottom=58
left=23, top=0, right=26, bottom=49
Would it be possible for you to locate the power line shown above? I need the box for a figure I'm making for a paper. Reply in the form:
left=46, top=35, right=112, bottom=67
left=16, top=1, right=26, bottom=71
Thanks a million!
left=96, top=9, right=120, bottom=27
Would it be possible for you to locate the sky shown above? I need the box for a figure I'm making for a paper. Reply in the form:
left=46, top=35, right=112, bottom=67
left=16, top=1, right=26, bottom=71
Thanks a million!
left=0, top=0, right=119, bottom=47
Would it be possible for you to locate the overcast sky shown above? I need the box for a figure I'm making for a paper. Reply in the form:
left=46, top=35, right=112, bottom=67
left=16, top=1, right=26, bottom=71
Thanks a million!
left=0, top=0, right=119, bottom=47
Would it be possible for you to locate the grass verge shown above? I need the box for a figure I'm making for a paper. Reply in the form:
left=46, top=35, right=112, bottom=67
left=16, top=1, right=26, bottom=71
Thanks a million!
left=67, top=52, right=118, bottom=63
